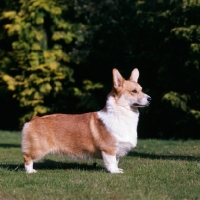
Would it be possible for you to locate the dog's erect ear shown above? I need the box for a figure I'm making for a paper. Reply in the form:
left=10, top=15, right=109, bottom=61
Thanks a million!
left=129, top=68, right=139, bottom=82
left=112, top=68, right=124, bottom=89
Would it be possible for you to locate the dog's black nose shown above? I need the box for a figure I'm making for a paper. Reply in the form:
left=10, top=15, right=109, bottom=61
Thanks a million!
left=147, top=97, right=152, bottom=102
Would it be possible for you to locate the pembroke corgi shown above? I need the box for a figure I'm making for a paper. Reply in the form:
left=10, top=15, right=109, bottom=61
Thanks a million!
left=22, top=68, right=151, bottom=173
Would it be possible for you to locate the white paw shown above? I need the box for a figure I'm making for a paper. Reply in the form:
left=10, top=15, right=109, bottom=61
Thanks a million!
left=109, top=167, right=124, bottom=174
left=118, top=168, right=124, bottom=173
left=26, top=169, right=37, bottom=174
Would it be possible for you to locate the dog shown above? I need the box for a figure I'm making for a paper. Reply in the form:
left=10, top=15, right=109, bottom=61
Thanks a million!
left=22, top=68, right=151, bottom=173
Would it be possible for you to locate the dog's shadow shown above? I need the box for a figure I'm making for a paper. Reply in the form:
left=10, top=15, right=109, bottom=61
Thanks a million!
left=128, top=151, right=200, bottom=161
left=0, top=159, right=104, bottom=172
left=34, top=159, right=104, bottom=171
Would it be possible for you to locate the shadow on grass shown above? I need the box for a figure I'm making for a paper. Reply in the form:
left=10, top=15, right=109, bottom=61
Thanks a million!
left=0, top=143, right=21, bottom=148
left=128, top=151, right=200, bottom=161
left=0, top=159, right=105, bottom=172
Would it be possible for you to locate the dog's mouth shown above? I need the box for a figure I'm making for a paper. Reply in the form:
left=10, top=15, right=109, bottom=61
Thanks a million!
left=132, top=103, right=150, bottom=107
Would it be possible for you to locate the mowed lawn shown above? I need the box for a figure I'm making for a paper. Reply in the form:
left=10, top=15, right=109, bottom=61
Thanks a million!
left=0, top=131, right=199, bottom=200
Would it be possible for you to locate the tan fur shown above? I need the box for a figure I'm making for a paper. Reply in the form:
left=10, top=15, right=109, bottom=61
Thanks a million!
left=22, top=113, right=116, bottom=163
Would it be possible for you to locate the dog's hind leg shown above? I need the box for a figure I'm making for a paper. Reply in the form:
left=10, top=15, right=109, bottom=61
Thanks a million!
left=23, top=149, right=52, bottom=173
left=23, top=153, right=37, bottom=173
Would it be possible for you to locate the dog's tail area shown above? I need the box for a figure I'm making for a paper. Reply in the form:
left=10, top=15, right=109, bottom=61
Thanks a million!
left=21, top=123, right=36, bottom=173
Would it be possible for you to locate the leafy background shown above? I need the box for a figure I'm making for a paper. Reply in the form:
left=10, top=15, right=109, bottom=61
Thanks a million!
left=0, top=0, right=200, bottom=139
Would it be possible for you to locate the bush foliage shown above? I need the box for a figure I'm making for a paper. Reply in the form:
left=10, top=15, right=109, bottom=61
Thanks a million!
left=0, top=0, right=200, bottom=138
left=0, top=0, right=103, bottom=124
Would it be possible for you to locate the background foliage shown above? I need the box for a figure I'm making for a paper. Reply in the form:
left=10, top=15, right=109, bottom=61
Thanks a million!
left=0, top=0, right=200, bottom=139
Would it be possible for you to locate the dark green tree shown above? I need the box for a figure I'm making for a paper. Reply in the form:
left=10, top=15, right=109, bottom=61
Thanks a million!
left=71, top=0, right=200, bottom=138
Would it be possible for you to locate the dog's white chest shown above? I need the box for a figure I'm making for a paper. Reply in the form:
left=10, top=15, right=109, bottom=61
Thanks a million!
left=98, top=109, right=139, bottom=156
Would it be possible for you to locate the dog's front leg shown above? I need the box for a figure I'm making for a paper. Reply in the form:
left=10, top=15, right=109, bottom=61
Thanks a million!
left=116, top=157, right=123, bottom=172
left=102, top=151, right=124, bottom=173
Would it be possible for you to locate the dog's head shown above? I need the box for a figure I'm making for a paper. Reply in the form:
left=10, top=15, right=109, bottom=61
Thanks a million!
left=110, top=68, right=151, bottom=110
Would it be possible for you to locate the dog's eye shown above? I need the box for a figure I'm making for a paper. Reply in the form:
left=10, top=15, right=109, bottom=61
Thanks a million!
left=132, top=89, right=137, bottom=93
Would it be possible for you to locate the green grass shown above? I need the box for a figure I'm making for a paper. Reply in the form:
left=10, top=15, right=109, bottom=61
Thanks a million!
left=0, top=131, right=200, bottom=200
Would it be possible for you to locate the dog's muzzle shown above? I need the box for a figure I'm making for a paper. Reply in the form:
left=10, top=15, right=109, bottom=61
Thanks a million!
left=133, top=96, right=151, bottom=107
